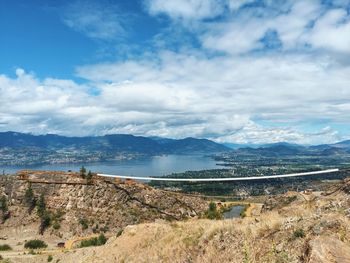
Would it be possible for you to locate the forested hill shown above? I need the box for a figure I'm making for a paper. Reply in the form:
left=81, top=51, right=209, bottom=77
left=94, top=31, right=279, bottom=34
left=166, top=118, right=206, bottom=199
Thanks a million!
left=0, top=131, right=230, bottom=155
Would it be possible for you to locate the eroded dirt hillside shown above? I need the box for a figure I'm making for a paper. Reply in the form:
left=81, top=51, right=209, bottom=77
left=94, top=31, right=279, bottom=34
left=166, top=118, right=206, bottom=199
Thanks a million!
left=0, top=171, right=206, bottom=241
left=11, top=177, right=350, bottom=263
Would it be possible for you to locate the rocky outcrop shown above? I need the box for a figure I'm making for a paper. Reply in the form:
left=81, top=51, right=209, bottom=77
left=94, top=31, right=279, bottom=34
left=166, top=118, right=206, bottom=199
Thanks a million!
left=306, top=236, right=350, bottom=263
left=0, top=170, right=207, bottom=237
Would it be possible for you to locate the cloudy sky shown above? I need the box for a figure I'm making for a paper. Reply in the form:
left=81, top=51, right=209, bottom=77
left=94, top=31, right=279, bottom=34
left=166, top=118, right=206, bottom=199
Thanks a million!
left=1, top=0, right=350, bottom=144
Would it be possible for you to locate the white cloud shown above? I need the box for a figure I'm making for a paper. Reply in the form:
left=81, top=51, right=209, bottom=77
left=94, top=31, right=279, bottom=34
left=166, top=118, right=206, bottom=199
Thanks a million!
left=147, top=0, right=350, bottom=55
left=146, top=0, right=225, bottom=20
left=2, top=0, right=350, bottom=144
left=307, top=9, right=350, bottom=53
left=2, top=47, right=350, bottom=144
left=62, top=0, right=126, bottom=41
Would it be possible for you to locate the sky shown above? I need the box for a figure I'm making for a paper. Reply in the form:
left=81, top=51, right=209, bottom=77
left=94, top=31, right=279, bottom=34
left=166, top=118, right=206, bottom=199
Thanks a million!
left=1, top=0, right=350, bottom=144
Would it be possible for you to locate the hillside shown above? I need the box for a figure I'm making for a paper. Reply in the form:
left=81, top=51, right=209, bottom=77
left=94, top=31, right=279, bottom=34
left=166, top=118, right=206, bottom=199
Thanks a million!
left=67, top=179, right=350, bottom=263
left=1, top=172, right=350, bottom=262
left=0, top=171, right=206, bottom=251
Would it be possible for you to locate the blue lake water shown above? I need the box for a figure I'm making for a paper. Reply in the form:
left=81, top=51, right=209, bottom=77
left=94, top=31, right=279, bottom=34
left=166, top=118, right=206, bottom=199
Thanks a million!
left=0, top=155, right=224, bottom=176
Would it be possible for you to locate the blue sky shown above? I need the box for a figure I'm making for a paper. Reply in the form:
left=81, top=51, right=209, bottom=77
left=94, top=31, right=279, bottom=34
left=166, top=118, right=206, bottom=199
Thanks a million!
left=1, top=0, right=350, bottom=144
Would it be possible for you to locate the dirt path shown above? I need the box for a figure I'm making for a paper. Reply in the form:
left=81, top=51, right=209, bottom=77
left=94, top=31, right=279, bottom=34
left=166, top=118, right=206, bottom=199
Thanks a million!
left=64, top=234, right=100, bottom=249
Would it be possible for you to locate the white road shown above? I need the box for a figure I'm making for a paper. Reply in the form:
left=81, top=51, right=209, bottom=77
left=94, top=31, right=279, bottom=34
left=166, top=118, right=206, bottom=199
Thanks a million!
left=97, top=168, right=340, bottom=182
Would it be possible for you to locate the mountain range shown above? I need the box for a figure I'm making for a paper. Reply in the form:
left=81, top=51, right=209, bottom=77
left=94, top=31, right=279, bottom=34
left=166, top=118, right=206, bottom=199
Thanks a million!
left=231, top=141, right=350, bottom=156
left=1, top=131, right=350, bottom=165
left=0, top=131, right=229, bottom=155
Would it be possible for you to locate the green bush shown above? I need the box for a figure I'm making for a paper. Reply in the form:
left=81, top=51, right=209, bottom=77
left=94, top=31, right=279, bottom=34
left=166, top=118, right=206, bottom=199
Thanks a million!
left=79, top=218, right=89, bottom=230
left=52, top=222, right=60, bottom=230
left=39, top=211, right=51, bottom=235
left=24, top=184, right=36, bottom=213
left=203, top=202, right=222, bottom=220
left=0, top=196, right=8, bottom=213
left=47, top=255, right=53, bottom=262
left=24, top=239, right=48, bottom=249
left=80, top=234, right=107, bottom=248
left=80, top=166, right=86, bottom=179
left=36, top=194, right=46, bottom=217
left=0, top=244, right=12, bottom=251
left=293, top=229, right=305, bottom=239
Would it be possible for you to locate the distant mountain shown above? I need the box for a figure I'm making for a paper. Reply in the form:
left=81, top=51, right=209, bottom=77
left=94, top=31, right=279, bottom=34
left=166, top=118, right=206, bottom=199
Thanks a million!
left=229, top=139, right=350, bottom=157
left=160, top=137, right=229, bottom=154
left=223, top=143, right=262, bottom=149
left=0, top=132, right=230, bottom=155
left=332, top=140, right=350, bottom=149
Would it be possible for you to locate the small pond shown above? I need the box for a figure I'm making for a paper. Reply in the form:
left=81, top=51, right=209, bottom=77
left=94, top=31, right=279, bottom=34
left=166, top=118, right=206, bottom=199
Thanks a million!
left=223, top=205, right=245, bottom=219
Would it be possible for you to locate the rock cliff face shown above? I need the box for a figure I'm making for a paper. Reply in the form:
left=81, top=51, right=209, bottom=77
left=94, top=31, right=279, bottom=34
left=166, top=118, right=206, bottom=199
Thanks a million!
left=0, top=170, right=207, bottom=237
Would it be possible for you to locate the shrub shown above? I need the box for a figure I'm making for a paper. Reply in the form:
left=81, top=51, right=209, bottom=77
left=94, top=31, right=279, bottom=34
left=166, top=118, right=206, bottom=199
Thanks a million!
left=204, top=202, right=222, bottom=220
left=116, top=229, right=123, bottom=237
left=36, top=194, right=46, bottom=218
left=52, top=222, right=60, bottom=230
left=86, top=170, right=93, bottom=181
left=79, top=218, right=89, bottom=230
left=0, top=196, right=8, bottom=213
left=24, top=239, right=48, bottom=249
left=80, top=166, right=86, bottom=179
left=47, top=255, right=53, bottom=262
left=39, top=211, right=51, bottom=235
left=293, top=229, right=305, bottom=239
left=0, top=244, right=12, bottom=251
left=80, top=234, right=107, bottom=248
left=0, top=195, right=10, bottom=223
left=24, top=184, right=36, bottom=213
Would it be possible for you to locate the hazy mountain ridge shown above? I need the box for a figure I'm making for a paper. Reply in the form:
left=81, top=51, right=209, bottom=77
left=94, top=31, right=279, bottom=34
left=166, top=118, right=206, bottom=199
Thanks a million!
left=228, top=140, right=350, bottom=156
left=0, top=131, right=229, bottom=155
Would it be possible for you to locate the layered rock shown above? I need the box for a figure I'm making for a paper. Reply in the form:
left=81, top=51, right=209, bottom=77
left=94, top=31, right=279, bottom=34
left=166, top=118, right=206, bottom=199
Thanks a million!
left=0, top=170, right=207, bottom=237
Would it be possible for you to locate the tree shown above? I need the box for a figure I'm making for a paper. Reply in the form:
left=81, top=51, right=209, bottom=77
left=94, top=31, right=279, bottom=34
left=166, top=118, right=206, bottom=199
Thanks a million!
left=0, top=196, right=8, bottom=213
left=39, top=211, right=51, bottom=235
left=80, top=166, right=87, bottom=179
left=86, top=170, right=93, bottom=181
left=24, top=184, right=36, bottom=214
left=0, top=195, right=9, bottom=223
left=36, top=194, right=46, bottom=218
left=204, top=202, right=222, bottom=220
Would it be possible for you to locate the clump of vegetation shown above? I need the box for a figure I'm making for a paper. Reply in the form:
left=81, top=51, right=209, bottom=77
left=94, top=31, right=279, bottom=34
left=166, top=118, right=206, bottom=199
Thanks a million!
left=24, top=184, right=36, bottom=214
left=79, top=218, right=89, bottom=230
left=24, top=239, right=48, bottom=249
left=203, top=202, right=222, bottom=220
left=292, top=228, right=305, bottom=239
left=47, top=255, right=53, bottom=262
left=51, top=210, right=64, bottom=230
left=240, top=204, right=250, bottom=218
left=86, top=170, right=93, bottom=182
left=116, top=229, right=123, bottom=237
left=80, top=166, right=86, bottom=179
left=36, top=194, right=51, bottom=234
left=0, top=195, right=10, bottom=223
left=80, top=234, right=107, bottom=248
left=0, top=244, right=12, bottom=251
left=36, top=194, right=46, bottom=217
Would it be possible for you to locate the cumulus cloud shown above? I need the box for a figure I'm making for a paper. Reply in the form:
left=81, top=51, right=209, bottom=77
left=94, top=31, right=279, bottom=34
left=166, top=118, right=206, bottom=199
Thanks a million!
left=146, top=0, right=350, bottom=55
left=1, top=48, right=350, bottom=144
left=2, top=0, right=350, bottom=144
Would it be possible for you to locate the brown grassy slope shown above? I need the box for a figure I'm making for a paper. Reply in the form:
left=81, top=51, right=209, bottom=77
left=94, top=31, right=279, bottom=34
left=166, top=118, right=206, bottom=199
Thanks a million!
left=10, top=178, right=350, bottom=263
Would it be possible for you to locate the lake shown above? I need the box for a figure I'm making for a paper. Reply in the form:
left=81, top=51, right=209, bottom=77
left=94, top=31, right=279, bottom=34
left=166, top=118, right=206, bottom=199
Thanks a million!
left=0, top=155, right=224, bottom=177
